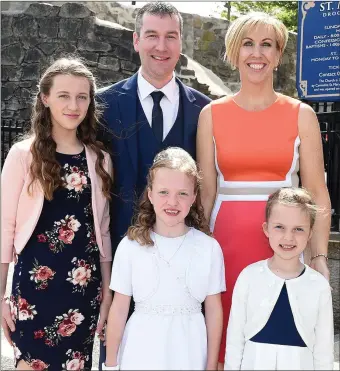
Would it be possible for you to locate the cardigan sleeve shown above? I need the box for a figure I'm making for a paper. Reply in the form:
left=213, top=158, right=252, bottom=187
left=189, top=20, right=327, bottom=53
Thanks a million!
left=99, top=152, right=113, bottom=262
left=224, top=268, right=249, bottom=370
left=207, top=239, right=226, bottom=295
left=1, top=144, right=26, bottom=263
left=313, top=285, right=334, bottom=370
left=109, top=237, right=133, bottom=296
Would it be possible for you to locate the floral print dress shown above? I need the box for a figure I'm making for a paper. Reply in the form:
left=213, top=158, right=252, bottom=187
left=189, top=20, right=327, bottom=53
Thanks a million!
left=10, top=149, right=102, bottom=371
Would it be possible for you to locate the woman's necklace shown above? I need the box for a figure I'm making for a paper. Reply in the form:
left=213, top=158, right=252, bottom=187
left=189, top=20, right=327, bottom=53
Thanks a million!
left=153, top=231, right=188, bottom=268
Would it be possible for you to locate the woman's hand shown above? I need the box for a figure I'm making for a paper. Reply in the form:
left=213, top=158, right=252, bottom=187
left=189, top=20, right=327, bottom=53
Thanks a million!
left=96, top=293, right=113, bottom=344
left=1, top=298, right=15, bottom=346
left=310, top=256, right=330, bottom=281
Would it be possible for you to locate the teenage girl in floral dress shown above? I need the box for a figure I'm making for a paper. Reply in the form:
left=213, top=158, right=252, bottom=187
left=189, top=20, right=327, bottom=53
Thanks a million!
left=1, top=58, right=113, bottom=371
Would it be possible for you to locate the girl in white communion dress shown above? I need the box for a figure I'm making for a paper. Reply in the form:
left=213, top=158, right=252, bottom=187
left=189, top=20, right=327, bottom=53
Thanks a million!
left=103, top=147, right=226, bottom=370
left=224, top=187, right=334, bottom=370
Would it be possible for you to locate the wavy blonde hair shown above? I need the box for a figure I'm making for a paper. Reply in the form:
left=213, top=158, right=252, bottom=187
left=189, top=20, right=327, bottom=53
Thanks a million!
left=225, top=12, right=288, bottom=68
left=127, top=147, right=211, bottom=245
left=27, top=57, right=112, bottom=200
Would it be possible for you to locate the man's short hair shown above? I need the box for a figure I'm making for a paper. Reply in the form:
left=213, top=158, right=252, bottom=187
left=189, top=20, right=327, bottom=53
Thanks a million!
left=135, top=2, right=183, bottom=36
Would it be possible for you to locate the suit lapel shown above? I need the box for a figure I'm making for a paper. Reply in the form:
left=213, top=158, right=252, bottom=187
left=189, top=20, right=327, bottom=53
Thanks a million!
left=117, top=75, right=200, bottom=173
left=176, top=78, right=200, bottom=152
left=119, top=73, right=139, bottom=174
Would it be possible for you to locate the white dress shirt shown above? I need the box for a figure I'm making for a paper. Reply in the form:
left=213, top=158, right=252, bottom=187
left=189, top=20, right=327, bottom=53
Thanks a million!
left=137, top=68, right=180, bottom=141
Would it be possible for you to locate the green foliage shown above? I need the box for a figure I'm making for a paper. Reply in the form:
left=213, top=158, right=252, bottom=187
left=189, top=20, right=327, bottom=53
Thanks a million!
left=221, top=1, right=298, bottom=32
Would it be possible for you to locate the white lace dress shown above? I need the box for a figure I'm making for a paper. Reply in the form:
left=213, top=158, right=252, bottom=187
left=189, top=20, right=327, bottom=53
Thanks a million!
left=109, top=228, right=226, bottom=370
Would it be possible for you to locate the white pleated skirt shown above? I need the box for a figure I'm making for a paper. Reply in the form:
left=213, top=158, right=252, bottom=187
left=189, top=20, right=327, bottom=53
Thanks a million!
left=240, top=340, right=314, bottom=370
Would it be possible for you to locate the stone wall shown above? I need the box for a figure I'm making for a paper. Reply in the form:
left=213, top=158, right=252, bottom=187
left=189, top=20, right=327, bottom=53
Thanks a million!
left=1, top=1, right=298, bottom=96
left=183, top=12, right=297, bottom=96
left=54, top=1, right=298, bottom=95
left=71, top=1, right=298, bottom=96
left=1, top=2, right=214, bottom=133
left=1, top=2, right=138, bottom=127
left=329, top=241, right=340, bottom=334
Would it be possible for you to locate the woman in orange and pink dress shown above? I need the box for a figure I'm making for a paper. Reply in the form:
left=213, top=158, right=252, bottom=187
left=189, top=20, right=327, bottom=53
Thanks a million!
left=196, top=12, right=331, bottom=369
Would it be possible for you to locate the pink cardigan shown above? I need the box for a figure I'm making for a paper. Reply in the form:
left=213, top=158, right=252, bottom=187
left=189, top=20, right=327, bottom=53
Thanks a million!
left=1, top=138, right=113, bottom=263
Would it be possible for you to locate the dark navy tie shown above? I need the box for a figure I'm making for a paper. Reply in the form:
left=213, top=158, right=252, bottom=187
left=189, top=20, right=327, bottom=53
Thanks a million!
left=150, top=91, right=164, bottom=143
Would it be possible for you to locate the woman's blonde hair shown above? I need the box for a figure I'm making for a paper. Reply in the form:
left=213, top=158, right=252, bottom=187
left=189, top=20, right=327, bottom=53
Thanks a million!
left=127, top=147, right=211, bottom=245
left=225, top=12, right=288, bottom=68
left=266, top=187, right=319, bottom=228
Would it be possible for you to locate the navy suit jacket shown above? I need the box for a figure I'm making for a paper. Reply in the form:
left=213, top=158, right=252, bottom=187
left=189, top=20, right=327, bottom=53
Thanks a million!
left=96, top=72, right=211, bottom=253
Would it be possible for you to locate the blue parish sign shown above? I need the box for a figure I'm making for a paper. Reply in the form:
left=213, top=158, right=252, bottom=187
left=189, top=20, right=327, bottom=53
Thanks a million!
left=297, top=1, right=340, bottom=101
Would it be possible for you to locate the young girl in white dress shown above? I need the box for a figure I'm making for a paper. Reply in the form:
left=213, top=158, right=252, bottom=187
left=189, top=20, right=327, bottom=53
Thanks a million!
left=103, top=147, right=226, bottom=370
left=224, top=187, right=334, bottom=370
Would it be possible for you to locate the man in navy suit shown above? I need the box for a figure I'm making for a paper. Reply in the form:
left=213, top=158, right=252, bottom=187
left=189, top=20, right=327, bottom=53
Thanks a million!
left=97, top=3, right=210, bottom=369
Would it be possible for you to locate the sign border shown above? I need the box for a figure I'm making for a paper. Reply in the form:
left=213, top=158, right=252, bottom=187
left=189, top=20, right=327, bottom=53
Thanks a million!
left=297, top=1, right=340, bottom=100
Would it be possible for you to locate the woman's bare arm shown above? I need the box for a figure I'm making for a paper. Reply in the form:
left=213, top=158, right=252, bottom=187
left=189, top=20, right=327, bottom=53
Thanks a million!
left=197, top=104, right=217, bottom=223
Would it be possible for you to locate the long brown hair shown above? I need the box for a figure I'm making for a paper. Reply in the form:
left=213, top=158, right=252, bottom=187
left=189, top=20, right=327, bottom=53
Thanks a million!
left=28, top=57, right=112, bottom=200
left=127, top=147, right=211, bottom=245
